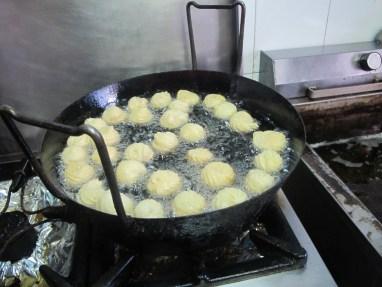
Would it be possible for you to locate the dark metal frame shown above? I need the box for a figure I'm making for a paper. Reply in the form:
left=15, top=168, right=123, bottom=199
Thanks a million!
left=39, top=200, right=306, bottom=287
left=0, top=105, right=131, bottom=229
left=186, top=1, right=246, bottom=75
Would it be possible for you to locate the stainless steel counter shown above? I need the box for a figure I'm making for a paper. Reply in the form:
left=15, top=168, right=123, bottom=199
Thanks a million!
left=226, top=191, right=337, bottom=287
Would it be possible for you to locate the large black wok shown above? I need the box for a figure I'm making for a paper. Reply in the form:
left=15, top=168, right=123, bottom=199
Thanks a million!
left=0, top=70, right=305, bottom=248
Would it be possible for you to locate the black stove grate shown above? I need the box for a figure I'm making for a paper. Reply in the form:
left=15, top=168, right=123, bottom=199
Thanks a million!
left=40, top=201, right=306, bottom=287
left=0, top=153, right=306, bottom=286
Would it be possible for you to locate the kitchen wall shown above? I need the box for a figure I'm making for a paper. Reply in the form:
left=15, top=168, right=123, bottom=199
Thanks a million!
left=1, top=0, right=381, bottom=160
left=242, top=0, right=382, bottom=80
left=0, top=0, right=235, bottom=161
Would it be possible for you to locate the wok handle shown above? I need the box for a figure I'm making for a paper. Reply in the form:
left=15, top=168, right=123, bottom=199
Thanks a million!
left=186, top=1, right=246, bottom=75
left=0, top=105, right=131, bottom=229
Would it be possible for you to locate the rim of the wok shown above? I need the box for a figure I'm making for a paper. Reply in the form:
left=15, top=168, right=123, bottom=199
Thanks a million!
left=44, top=69, right=306, bottom=222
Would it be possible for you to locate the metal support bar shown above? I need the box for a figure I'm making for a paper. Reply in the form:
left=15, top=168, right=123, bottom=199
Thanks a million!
left=307, top=82, right=382, bottom=99
left=0, top=105, right=131, bottom=230
left=186, top=1, right=246, bottom=75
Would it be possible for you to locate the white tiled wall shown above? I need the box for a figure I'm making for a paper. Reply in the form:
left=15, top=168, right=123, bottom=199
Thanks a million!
left=325, top=0, right=382, bottom=45
left=242, top=0, right=255, bottom=74
left=242, top=0, right=382, bottom=79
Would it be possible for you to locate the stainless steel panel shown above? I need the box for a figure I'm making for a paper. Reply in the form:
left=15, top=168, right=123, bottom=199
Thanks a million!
left=259, top=42, right=382, bottom=99
left=0, top=0, right=235, bottom=161
left=307, top=82, right=382, bottom=99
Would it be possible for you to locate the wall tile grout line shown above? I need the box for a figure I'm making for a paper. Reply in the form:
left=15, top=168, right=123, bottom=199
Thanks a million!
left=251, top=0, right=257, bottom=75
left=322, top=0, right=333, bottom=46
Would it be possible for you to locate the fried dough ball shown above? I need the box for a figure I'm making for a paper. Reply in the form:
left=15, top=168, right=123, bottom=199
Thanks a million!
left=84, top=118, right=108, bottom=131
left=147, top=170, right=182, bottom=197
left=127, top=97, right=149, bottom=110
left=179, top=123, right=206, bottom=143
left=134, top=199, right=165, bottom=218
left=229, top=111, right=259, bottom=133
left=172, top=190, right=206, bottom=216
left=203, top=94, right=226, bottom=109
left=124, top=143, right=154, bottom=163
left=116, top=160, right=147, bottom=186
left=245, top=169, right=275, bottom=194
left=213, top=102, right=237, bottom=120
left=91, top=145, right=120, bottom=165
left=62, top=146, right=88, bottom=164
left=168, top=99, right=190, bottom=113
left=67, top=134, right=93, bottom=149
left=127, top=108, right=153, bottom=125
left=254, top=150, right=283, bottom=173
left=96, top=192, right=134, bottom=216
left=212, top=187, right=248, bottom=210
left=159, top=109, right=188, bottom=129
left=150, top=91, right=172, bottom=109
left=186, top=148, right=213, bottom=165
left=151, top=132, right=179, bottom=154
left=201, top=161, right=235, bottom=190
left=252, top=130, right=287, bottom=152
left=78, top=179, right=106, bottom=208
left=99, top=126, right=120, bottom=146
left=102, top=106, right=127, bottom=125
left=64, top=162, right=95, bottom=188
left=176, top=90, right=200, bottom=106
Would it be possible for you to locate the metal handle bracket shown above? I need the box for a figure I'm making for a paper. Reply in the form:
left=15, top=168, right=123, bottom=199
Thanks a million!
left=0, top=105, right=131, bottom=229
left=186, top=1, right=246, bottom=75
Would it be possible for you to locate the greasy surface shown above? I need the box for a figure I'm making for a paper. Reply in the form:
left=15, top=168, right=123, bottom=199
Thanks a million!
left=285, top=149, right=382, bottom=287
left=40, top=70, right=305, bottom=247
left=294, top=94, right=382, bottom=143
left=315, top=135, right=382, bottom=222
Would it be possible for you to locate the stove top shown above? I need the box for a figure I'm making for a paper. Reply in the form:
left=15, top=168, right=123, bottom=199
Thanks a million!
left=39, top=201, right=306, bottom=287
left=0, top=160, right=336, bottom=287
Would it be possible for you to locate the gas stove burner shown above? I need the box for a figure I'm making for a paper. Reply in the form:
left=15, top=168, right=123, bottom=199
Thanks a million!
left=0, top=211, right=38, bottom=262
left=0, top=158, right=308, bottom=286
left=0, top=159, right=330, bottom=286
left=37, top=202, right=306, bottom=287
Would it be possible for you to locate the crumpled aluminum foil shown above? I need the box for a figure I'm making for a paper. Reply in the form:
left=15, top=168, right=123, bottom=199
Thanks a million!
left=0, top=177, right=75, bottom=286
